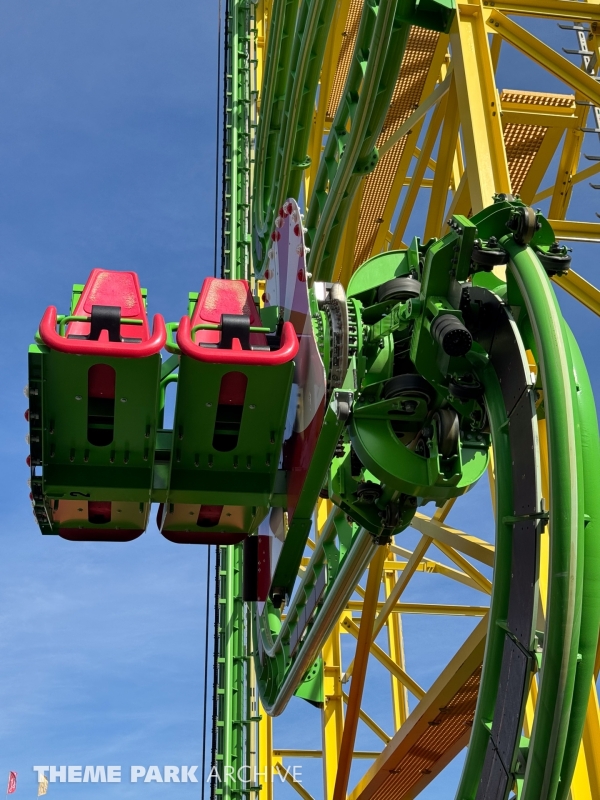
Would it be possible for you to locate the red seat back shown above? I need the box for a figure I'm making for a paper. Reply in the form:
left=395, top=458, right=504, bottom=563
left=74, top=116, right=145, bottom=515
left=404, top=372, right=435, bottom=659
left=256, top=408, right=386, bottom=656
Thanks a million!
left=67, top=269, right=150, bottom=341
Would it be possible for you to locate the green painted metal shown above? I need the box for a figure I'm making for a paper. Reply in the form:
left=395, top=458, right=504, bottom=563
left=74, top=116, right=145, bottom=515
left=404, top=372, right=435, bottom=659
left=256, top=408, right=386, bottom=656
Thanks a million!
left=248, top=198, right=599, bottom=799
left=253, top=0, right=456, bottom=277
left=306, top=0, right=411, bottom=282
left=222, top=0, right=253, bottom=280
left=253, top=0, right=338, bottom=266
left=214, top=543, right=248, bottom=799
left=556, top=327, right=600, bottom=800
left=505, top=239, right=584, bottom=800
left=24, top=0, right=600, bottom=784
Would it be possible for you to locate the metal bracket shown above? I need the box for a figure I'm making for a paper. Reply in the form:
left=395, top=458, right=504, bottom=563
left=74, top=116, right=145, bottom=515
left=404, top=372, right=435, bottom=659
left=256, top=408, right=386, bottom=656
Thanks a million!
left=333, top=390, right=353, bottom=422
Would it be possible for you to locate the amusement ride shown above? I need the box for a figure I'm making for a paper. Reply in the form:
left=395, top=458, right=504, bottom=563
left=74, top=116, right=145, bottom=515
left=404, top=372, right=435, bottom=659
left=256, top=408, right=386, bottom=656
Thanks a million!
left=24, top=0, right=600, bottom=797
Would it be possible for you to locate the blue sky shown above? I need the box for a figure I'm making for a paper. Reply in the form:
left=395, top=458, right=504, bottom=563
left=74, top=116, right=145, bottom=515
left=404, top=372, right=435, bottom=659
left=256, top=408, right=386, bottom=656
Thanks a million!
left=0, top=3, right=599, bottom=799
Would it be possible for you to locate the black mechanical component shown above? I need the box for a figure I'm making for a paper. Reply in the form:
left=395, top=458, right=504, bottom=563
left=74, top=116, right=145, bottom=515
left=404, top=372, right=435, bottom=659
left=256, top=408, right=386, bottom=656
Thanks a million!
left=414, top=430, right=431, bottom=458
left=534, top=242, right=572, bottom=276
left=382, top=374, right=436, bottom=404
left=334, top=390, right=353, bottom=422
left=433, top=409, right=460, bottom=458
left=350, top=447, right=363, bottom=477
left=87, top=305, right=122, bottom=342
left=219, top=314, right=251, bottom=349
left=242, top=536, right=259, bottom=602
left=431, top=313, right=473, bottom=357
left=315, top=282, right=350, bottom=395
left=377, top=276, right=421, bottom=304
left=506, top=205, right=540, bottom=245
left=471, top=237, right=509, bottom=271
left=270, top=586, right=286, bottom=609
left=448, top=374, right=483, bottom=401
left=356, top=481, right=383, bottom=503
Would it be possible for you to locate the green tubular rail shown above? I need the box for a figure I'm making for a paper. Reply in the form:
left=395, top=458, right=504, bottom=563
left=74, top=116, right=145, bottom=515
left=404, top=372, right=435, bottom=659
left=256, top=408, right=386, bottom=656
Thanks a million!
left=505, top=241, right=584, bottom=800
left=249, top=218, right=600, bottom=798
left=273, top=0, right=337, bottom=215
left=252, top=0, right=300, bottom=253
left=254, top=512, right=378, bottom=715
left=306, top=0, right=410, bottom=282
left=557, top=327, right=600, bottom=800
left=222, top=0, right=252, bottom=279
left=454, top=348, right=515, bottom=799
left=214, top=0, right=255, bottom=791
left=253, top=0, right=337, bottom=265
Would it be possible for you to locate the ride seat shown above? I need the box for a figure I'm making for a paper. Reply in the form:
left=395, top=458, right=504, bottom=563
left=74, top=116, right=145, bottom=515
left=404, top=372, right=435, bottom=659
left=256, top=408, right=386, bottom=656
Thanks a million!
left=176, top=277, right=298, bottom=365
left=40, top=268, right=165, bottom=357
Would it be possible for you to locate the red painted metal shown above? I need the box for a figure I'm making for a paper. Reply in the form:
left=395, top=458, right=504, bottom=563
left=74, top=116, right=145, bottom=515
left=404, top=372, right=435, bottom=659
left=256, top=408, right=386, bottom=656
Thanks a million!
left=39, top=305, right=166, bottom=357
left=176, top=315, right=298, bottom=365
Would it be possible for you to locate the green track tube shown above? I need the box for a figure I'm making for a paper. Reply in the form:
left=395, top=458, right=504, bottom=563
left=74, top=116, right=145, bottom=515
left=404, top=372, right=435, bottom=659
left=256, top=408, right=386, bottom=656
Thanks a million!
left=555, top=327, right=600, bottom=800
left=505, top=240, right=584, bottom=800
left=306, top=0, right=410, bottom=282
left=253, top=0, right=300, bottom=254
left=454, top=358, right=515, bottom=800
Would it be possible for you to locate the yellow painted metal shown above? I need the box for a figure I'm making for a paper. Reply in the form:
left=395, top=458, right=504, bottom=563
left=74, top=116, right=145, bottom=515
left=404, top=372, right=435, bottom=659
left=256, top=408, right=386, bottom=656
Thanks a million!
left=333, top=548, right=388, bottom=800
left=334, top=182, right=365, bottom=286
left=411, top=513, right=495, bottom=566
left=321, top=625, right=344, bottom=800
left=549, top=100, right=588, bottom=221
left=341, top=691, right=392, bottom=744
left=451, top=1, right=511, bottom=213
left=357, top=30, right=447, bottom=266
left=523, top=674, right=539, bottom=738
left=554, top=271, right=600, bottom=317
left=273, top=759, right=317, bottom=800
left=579, top=684, right=600, bottom=798
left=490, top=29, right=502, bottom=70
left=337, top=535, right=443, bottom=690
left=252, top=1, right=600, bottom=793
left=254, top=0, right=271, bottom=111
left=274, top=750, right=380, bottom=759
left=446, top=171, right=472, bottom=219
left=487, top=11, right=600, bottom=108
left=258, top=700, right=273, bottom=800
left=534, top=161, right=600, bottom=204
left=390, top=95, right=448, bottom=249
left=347, top=616, right=488, bottom=800
left=341, top=615, right=426, bottom=699
left=347, top=601, right=489, bottom=615
left=305, top=0, right=352, bottom=203
left=517, top=127, right=564, bottom=204
left=549, top=220, right=600, bottom=242
left=378, top=71, right=452, bottom=159
left=482, top=0, right=600, bottom=22
left=423, top=77, right=461, bottom=239
left=390, top=544, right=483, bottom=591
left=431, top=540, right=493, bottom=594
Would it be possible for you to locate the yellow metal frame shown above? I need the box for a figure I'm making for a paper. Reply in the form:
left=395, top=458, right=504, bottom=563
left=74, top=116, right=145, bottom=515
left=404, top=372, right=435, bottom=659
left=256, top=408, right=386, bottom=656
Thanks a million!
left=252, top=0, right=600, bottom=795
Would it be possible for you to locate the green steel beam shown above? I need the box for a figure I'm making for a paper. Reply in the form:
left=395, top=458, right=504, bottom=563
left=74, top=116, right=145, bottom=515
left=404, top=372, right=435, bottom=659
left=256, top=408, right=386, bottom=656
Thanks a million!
left=223, top=0, right=252, bottom=280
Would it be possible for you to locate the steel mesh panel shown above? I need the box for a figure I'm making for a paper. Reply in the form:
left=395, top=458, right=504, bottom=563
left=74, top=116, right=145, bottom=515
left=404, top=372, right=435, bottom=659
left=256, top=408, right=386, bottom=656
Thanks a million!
left=352, top=28, right=439, bottom=269
left=326, top=0, right=364, bottom=119
left=501, top=89, right=574, bottom=194
left=357, top=667, right=481, bottom=800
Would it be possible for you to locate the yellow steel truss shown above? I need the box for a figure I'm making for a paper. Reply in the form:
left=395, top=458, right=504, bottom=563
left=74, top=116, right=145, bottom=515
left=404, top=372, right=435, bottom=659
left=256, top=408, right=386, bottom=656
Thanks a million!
left=252, top=0, right=600, bottom=795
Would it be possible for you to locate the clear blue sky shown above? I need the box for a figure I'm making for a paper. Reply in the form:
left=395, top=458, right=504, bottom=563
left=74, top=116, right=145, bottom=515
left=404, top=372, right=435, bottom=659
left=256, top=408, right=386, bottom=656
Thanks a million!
left=0, top=3, right=598, bottom=799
